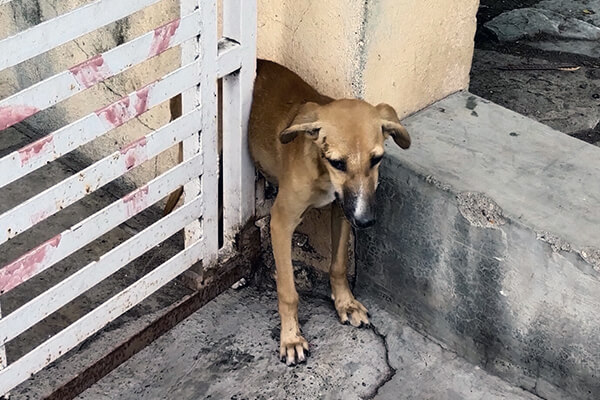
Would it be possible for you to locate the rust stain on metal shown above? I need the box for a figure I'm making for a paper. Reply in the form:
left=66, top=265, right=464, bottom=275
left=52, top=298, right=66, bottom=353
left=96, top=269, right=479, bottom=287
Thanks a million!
left=0, top=234, right=61, bottom=294
left=134, top=86, right=151, bottom=116
left=96, top=96, right=132, bottom=128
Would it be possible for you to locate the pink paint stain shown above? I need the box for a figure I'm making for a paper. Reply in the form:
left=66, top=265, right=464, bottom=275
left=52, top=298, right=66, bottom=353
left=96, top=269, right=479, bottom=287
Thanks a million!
left=69, top=54, right=112, bottom=89
left=95, top=84, right=152, bottom=129
left=0, top=234, right=61, bottom=294
left=18, top=135, right=54, bottom=165
left=0, top=105, right=39, bottom=131
left=134, top=86, right=150, bottom=116
left=30, top=208, right=51, bottom=226
left=96, top=96, right=132, bottom=128
left=123, top=185, right=149, bottom=217
left=120, top=136, right=148, bottom=170
left=149, top=19, right=181, bottom=58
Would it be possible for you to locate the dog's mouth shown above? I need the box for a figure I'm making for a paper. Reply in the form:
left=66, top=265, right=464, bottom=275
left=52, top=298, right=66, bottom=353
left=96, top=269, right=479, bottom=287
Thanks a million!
left=335, top=192, right=376, bottom=229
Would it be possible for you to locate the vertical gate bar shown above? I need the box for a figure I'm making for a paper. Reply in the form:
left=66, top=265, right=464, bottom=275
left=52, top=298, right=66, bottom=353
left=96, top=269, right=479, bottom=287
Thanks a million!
left=0, top=303, right=6, bottom=371
left=198, top=0, right=219, bottom=260
left=181, top=0, right=202, bottom=247
left=222, top=0, right=257, bottom=243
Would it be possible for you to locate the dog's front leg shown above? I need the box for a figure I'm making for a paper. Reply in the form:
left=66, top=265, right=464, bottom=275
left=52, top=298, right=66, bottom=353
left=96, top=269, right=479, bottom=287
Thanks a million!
left=330, top=202, right=370, bottom=327
left=270, top=195, right=309, bottom=365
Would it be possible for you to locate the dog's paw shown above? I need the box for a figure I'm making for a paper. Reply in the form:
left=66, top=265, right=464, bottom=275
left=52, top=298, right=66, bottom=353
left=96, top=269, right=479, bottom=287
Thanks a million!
left=335, top=297, right=370, bottom=328
left=279, top=334, right=309, bottom=366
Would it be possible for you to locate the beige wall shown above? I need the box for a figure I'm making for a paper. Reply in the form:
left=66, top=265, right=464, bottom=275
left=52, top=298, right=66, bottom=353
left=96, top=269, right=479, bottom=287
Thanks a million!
left=258, top=0, right=479, bottom=117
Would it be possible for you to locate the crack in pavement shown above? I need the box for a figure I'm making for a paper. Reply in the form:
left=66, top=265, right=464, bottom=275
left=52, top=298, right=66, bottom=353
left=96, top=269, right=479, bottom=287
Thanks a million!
left=363, top=322, right=397, bottom=400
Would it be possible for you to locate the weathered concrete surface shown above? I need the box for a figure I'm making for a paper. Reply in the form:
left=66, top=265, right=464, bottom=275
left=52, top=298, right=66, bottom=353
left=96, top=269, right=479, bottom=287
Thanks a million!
left=483, top=0, right=600, bottom=60
left=470, top=49, right=600, bottom=146
left=471, top=0, right=600, bottom=147
left=76, top=286, right=540, bottom=400
left=356, top=92, right=600, bottom=400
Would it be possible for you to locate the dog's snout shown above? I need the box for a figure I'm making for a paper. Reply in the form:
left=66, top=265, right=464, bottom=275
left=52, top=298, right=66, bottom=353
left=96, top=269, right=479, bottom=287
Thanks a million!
left=341, top=187, right=376, bottom=229
left=354, top=215, right=376, bottom=229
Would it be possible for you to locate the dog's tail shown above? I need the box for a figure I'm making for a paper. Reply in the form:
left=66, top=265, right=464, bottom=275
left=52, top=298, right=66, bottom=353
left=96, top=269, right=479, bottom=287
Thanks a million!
left=164, top=95, right=184, bottom=215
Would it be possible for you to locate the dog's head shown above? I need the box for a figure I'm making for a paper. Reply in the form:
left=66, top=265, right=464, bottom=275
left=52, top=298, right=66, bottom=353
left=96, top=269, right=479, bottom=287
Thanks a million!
left=280, top=99, right=410, bottom=229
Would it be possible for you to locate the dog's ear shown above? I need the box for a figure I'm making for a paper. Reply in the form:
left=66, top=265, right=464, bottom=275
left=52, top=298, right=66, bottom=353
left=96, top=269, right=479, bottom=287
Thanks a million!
left=280, top=102, right=321, bottom=144
left=376, top=103, right=411, bottom=149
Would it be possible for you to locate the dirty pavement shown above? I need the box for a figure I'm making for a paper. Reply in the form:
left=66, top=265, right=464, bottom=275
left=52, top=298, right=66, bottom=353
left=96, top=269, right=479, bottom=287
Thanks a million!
left=76, top=286, right=539, bottom=400
left=471, top=0, right=600, bottom=146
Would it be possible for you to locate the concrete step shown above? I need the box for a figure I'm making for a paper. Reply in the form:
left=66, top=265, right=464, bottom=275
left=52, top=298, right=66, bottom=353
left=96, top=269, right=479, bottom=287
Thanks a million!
left=76, top=286, right=540, bottom=400
left=356, top=91, right=600, bottom=400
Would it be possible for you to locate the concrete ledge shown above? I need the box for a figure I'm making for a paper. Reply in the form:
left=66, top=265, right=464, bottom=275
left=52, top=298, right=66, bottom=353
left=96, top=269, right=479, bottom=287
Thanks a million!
left=356, top=92, right=600, bottom=400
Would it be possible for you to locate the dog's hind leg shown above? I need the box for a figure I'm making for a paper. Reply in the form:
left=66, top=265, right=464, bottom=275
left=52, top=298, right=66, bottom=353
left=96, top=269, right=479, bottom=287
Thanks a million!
left=330, top=202, right=370, bottom=327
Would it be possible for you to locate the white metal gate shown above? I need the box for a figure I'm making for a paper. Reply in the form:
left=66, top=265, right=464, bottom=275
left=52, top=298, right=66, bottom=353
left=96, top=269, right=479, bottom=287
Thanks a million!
left=0, top=0, right=256, bottom=394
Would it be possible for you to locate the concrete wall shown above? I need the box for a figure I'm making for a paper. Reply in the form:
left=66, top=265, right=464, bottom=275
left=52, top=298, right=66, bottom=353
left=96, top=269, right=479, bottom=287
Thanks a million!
left=356, top=92, right=600, bottom=400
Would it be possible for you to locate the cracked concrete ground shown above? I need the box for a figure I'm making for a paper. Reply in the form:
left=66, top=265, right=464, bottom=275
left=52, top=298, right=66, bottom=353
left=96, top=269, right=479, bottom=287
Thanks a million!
left=77, top=286, right=540, bottom=400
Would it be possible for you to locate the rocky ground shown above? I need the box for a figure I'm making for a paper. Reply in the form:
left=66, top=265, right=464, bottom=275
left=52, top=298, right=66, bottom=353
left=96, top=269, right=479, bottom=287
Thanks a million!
left=470, top=0, right=600, bottom=146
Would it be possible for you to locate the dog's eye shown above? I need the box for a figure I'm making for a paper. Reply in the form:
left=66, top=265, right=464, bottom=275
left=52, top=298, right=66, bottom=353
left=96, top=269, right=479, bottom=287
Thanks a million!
left=327, top=158, right=346, bottom=172
left=370, top=155, right=384, bottom=168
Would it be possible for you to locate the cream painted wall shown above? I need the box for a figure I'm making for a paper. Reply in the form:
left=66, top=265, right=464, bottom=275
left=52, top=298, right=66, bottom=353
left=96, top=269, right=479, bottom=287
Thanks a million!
left=257, top=0, right=479, bottom=117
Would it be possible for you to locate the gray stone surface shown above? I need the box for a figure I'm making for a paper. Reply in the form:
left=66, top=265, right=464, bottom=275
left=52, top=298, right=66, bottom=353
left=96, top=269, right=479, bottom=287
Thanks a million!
left=483, top=1, right=600, bottom=60
left=486, top=8, right=600, bottom=42
left=77, top=286, right=540, bottom=400
left=356, top=92, right=600, bottom=400
left=470, top=49, right=600, bottom=144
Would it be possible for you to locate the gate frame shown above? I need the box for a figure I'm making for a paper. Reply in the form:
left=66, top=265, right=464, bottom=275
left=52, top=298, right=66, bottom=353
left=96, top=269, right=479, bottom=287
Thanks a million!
left=0, top=0, right=257, bottom=396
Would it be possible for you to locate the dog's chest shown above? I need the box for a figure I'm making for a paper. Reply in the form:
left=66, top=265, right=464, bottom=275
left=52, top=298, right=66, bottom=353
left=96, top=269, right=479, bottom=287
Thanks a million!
left=311, top=185, right=336, bottom=209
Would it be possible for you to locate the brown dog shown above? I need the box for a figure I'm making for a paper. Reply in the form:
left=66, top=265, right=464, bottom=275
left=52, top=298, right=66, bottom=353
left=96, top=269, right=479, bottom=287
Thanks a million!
left=165, top=59, right=410, bottom=365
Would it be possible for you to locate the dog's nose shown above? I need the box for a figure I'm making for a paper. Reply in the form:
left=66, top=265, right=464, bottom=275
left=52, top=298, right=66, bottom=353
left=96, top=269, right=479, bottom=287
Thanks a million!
left=354, top=216, right=375, bottom=229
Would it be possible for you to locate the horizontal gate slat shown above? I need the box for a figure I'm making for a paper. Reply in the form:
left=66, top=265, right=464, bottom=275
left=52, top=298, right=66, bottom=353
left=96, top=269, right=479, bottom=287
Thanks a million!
left=0, top=194, right=203, bottom=347
left=0, top=152, right=203, bottom=295
left=0, top=61, right=201, bottom=189
left=0, top=12, right=201, bottom=132
left=0, top=107, right=202, bottom=245
left=0, top=235, right=205, bottom=395
left=0, top=0, right=162, bottom=70
left=216, top=38, right=243, bottom=78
